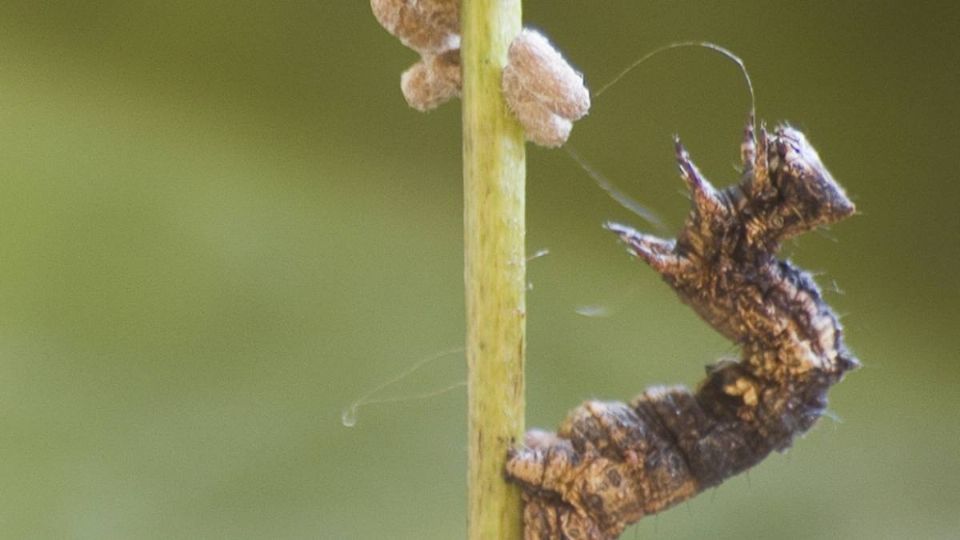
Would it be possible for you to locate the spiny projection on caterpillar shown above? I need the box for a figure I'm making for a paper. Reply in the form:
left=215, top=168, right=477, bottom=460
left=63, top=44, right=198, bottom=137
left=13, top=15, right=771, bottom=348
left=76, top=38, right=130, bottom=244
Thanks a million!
left=505, top=114, right=859, bottom=540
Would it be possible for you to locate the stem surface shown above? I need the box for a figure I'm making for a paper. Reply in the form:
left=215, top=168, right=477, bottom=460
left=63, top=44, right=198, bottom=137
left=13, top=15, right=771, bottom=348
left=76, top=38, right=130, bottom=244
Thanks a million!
left=461, top=0, right=526, bottom=539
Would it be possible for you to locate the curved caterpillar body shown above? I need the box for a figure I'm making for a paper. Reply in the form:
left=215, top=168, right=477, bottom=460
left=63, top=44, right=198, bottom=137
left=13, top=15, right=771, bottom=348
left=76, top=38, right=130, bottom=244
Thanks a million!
left=505, top=117, right=859, bottom=540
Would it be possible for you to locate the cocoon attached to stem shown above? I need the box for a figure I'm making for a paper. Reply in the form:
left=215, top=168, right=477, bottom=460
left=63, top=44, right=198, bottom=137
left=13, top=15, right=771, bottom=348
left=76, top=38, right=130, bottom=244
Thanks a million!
left=401, top=49, right=462, bottom=112
left=370, top=0, right=460, bottom=55
left=502, top=29, right=591, bottom=147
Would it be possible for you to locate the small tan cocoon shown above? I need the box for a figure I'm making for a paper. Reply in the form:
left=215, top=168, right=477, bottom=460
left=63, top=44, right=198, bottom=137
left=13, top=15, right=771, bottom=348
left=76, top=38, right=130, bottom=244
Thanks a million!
left=401, top=49, right=462, bottom=111
left=502, top=29, right=591, bottom=147
left=370, top=0, right=460, bottom=55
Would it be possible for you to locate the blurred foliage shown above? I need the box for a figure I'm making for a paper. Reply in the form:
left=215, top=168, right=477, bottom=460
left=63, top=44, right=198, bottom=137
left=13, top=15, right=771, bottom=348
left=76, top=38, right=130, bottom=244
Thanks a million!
left=0, top=1, right=957, bottom=538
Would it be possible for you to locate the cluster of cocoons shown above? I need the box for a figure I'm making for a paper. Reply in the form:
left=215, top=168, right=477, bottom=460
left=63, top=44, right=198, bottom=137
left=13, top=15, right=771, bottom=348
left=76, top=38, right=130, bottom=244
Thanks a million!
left=371, top=0, right=590, bottom=147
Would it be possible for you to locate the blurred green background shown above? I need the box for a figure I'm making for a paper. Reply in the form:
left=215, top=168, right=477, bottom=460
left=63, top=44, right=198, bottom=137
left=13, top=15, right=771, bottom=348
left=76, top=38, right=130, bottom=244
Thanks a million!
left=0, top=1, right=957, bottom=538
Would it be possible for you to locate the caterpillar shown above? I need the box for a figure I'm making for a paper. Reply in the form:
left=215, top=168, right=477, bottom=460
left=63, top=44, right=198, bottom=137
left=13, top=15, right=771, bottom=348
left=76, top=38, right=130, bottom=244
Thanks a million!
left=505, top=115, right=859, bottom=540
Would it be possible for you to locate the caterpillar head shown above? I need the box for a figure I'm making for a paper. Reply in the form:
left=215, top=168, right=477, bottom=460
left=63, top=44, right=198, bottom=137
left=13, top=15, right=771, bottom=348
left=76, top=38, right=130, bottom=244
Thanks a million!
left=762, top=127, right=856, bottom=240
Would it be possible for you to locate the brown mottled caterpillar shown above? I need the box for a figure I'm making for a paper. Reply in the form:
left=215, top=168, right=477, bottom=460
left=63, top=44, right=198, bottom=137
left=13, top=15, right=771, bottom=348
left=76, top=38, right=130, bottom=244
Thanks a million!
left=505, top=116, right=859, bottom=540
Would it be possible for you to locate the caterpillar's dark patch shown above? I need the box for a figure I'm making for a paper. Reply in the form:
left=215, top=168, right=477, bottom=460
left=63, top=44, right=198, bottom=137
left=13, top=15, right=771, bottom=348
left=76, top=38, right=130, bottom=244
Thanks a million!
left=506, top=116, right=858, bottom=540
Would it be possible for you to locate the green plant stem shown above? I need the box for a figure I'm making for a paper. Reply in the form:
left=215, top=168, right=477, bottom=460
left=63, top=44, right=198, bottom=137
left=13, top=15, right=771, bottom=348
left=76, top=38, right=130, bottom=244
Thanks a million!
left=461, top=0, right=526, bottom=539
